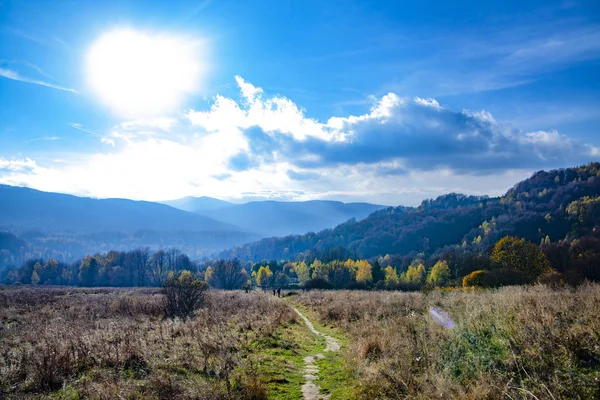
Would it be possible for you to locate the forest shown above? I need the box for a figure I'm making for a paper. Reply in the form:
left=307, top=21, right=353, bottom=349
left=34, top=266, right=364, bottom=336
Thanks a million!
left=2, top=163, right=598, bottom=290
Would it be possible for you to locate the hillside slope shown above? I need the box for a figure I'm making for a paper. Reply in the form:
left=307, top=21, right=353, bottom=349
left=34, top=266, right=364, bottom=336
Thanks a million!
left=220, top=163, right=600, bottom=262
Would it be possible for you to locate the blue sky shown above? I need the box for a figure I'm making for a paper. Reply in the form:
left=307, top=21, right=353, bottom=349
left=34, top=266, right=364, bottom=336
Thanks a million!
left=0, top=0, right=598, bottom=205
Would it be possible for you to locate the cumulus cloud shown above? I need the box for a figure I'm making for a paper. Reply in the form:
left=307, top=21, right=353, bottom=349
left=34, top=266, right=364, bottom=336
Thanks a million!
left=188, top=78, right=598, bottom=174
left=1, top=77, right=597, bottom=205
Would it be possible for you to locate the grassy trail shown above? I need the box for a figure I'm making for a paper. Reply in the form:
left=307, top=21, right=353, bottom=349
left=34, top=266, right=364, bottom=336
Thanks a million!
left=273, top=296, right=356, bottom=400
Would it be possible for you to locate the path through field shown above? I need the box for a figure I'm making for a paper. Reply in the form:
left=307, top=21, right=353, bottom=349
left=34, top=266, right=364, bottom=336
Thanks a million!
left=292, top=307, right=341, bottom=400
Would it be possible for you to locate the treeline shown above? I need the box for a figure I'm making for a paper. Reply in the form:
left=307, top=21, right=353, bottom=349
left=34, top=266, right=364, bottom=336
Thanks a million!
left=0, top=248, right=194, bottom=287
left=3, top=231, right=599, bottom=290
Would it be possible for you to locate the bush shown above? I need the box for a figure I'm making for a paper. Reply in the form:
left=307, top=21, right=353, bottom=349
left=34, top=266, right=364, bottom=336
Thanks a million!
left=537, top=269, right=565, bottom=287
left=345, top=281, right=370, bottom=290
left=462, top=270, right=488, bottom=287
left=162, top=270, right=208, bottom=319
left=481, top=268, right=529, bottom=287
left=303, top=277, right=334, bottom=290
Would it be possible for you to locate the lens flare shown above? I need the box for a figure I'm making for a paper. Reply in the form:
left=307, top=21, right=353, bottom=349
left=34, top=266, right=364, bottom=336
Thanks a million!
left=429, top=306, right=455, bottom=329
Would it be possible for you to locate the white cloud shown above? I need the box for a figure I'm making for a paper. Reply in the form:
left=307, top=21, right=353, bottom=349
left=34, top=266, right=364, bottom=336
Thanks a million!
left=1, top=77, right=597, bottom=205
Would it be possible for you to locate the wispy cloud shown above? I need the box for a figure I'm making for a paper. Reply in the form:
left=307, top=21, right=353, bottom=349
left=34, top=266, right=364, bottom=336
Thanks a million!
left=69, top=123, right=102, bottom=137
left=25, top=136, right=60, bottom=143
left=0, top=67, right=76, bottom=93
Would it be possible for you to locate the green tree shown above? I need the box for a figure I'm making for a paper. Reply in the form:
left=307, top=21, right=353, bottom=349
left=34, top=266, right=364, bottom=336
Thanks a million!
left=490, top=236, right=551, bottom=279
left=78, top=257, right=99, bottom=287
left=275, top=272, right=290, bottom=288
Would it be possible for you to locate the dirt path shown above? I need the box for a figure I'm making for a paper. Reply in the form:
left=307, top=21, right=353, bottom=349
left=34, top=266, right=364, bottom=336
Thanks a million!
left=292, top=307, right=340, bottom=400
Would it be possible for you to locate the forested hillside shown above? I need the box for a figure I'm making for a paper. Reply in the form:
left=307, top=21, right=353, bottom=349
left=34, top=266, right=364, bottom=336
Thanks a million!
left=220, top=163, right=600, bottom=263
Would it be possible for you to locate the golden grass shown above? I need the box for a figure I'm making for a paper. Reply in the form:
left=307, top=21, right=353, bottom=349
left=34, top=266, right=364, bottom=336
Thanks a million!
left=293, top=284, right=600, bottom=399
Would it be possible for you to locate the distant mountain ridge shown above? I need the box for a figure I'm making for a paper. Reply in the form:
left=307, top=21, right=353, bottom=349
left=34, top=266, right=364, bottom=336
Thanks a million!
left=162, top=197, right=386, bottom=237
left=161, top=196, right=234, bottom=213
left=0, top=185, right=239, bottom=233
left=0, top=185, right=260, bottom=261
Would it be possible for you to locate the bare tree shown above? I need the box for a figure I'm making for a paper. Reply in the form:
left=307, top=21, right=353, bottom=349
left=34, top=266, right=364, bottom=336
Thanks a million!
left=149, top=250, right=168, bottom=287
left=130, top=247, right=150, bottom=286
left=166, top=248, right=182, bottom=271
left=209, top=259, right=246, bottom=290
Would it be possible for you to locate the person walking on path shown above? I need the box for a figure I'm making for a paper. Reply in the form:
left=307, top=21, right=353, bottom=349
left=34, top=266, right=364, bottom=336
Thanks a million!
left=277, top=288, right=281, bottom=298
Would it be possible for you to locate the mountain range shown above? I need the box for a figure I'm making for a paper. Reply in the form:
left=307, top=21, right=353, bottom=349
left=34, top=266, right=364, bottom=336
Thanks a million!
left=0, top=185, right=384, bottom=263
left=162, top=197, right=385, bottom=237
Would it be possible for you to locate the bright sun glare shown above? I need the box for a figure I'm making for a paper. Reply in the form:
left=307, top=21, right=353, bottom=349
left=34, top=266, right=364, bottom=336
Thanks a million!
left=86, top=29, right=205, bottom=116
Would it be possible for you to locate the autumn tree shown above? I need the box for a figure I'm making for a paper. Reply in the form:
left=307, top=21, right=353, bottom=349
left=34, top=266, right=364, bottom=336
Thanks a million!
left=427, top=260, right=451, bottom=286
left=384, top=266, right=399, bottom=286
left=355, top=260, right=373, bottom=283
left=402, top=263, right=426, bottom=285
left=491, top=236, right=551, bottom=280
left=256, top=266, right=273, bottom=288
left=295, top=261, right=311, bottom=284
left=31, top=270, right=40, bottom=285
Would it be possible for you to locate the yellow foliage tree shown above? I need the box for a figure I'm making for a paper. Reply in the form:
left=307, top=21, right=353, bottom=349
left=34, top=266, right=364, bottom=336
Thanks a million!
left=384, top=266, right=399, bottom=286
left=490, top=236, right=551, bottom=279
left=426, top=260, right=451, bottom=286
left=355, top=260, right=372, bottom=283
left=295, top=261, right=311, bottom=284
left=256, top=266, right=273, bottom=288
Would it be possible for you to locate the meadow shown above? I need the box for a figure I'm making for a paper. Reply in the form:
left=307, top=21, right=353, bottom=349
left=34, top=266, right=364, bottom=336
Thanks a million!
left=1, top=284, right=599, bottom=399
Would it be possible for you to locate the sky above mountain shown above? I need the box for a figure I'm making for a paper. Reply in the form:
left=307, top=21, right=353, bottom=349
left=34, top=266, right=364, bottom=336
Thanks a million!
left=0, top=0, right=598, bottom=206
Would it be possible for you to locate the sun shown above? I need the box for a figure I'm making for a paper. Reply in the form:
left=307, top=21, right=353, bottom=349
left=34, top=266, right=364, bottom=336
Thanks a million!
left=86, top=28, right=205, bottom=116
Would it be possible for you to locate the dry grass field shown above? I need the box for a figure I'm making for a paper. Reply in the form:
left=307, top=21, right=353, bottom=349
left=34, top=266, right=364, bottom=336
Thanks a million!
left=293, top=285, right=600, bottom=399
left=1, top=284, right=599, bottom=399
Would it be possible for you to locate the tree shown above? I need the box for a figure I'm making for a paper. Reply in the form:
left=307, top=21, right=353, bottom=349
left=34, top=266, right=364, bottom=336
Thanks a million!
left=208, top=259, right=246, bottom=290
left=355, top=260, right=373, bottom=283
left=295, top=261, right=311, bottom=284
left=256, top=266, right=273, bottom=288
left=402, top=263, right=426, bottom=285
left=491, top=236, right=551, bottom=280
left=371, top=260, right=385, bottom=284
left=149, top=250, right=168, bottom=286
left=427, top=260, right=451, bottom=286
left=130, top=247, right=150, bottom=286
left=31, top=270, right=40, bottom=285
left=384, top=266, right=399, bottom=286
left=79, top=257, right=99, bottom=287
left=162, top=270, right=208, bottom=319
left=275, top=272, right=290, bottom=288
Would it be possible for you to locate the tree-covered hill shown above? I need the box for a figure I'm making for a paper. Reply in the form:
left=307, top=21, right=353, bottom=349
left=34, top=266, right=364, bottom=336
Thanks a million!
left=220, top=163, right=600, bottom=262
